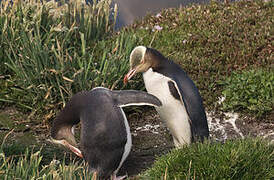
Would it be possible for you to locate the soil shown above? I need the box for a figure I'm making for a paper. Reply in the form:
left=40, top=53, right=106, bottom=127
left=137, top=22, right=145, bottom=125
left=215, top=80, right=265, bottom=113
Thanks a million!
left=120, top=109, right=274, bottom=177
left=0, top=107, right=273, bottom=179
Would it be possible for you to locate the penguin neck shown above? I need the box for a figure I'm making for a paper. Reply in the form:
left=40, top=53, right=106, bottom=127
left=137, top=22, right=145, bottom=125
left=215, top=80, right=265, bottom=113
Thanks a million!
left=51, top=94, right=85, bottom=140
left=51, top=111, right=78, bottom=139
left=145, top=48, right=168, bottom=72
left=59, top=103, right=80, bottom=124
left=142, top=68, right=170, bottom=97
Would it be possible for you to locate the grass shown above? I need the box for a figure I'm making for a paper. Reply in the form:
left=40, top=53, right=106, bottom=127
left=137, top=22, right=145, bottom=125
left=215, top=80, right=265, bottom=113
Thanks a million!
left=141, top=138, right=274, bottom=180
left=0, top=131, right=93, bottom=179
left=0, top=0, right=139, bottom=116
left=0, top=144, right=94, bottom=179
left=0, top=0, right=273, bottom=121
left=219, top=69, right=274, bottom=118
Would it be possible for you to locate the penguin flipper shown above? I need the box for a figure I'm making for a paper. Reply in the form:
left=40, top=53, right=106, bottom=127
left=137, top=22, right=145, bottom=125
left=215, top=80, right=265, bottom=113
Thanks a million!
left=111, top=90, right=162, bottom=108
left=171, top=76, right=209, bottom=141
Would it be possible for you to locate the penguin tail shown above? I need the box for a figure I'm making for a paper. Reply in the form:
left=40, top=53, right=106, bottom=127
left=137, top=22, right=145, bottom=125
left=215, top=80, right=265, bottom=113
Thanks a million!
left=112, top=90, right=162, bottom=108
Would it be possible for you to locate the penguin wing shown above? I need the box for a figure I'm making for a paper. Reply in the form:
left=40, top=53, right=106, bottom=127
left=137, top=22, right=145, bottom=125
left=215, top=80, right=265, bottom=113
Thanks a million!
left=170, top=74, right=209, bottom=141
left=111, top=90, right=162, bottom=108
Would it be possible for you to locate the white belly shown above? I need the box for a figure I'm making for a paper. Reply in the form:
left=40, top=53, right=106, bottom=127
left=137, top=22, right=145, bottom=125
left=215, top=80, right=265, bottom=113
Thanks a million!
left=143, top=68, right=191, bottom=146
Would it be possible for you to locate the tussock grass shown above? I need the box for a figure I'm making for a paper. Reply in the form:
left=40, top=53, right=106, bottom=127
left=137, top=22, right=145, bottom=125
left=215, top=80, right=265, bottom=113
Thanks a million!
left=0, top=0, right=139, bottom=117
left=142, top=138, right=274, bottom=180
left=0, top=146, right=94, bottom=179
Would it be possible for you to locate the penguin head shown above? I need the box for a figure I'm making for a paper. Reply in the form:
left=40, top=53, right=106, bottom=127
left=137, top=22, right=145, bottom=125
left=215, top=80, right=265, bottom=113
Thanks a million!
left=124, top=46, right=152, bottom=83
left=51, top=124, right=83, bottom=158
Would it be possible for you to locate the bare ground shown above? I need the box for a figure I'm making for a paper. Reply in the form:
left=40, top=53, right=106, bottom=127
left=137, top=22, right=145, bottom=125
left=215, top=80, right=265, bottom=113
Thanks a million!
left=120, top=109, right=274, bottom=177
left=0, top=107, right=273, bottom=178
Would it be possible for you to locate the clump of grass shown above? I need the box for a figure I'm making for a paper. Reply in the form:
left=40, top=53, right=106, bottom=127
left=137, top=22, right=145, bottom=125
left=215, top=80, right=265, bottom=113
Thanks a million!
left=0, top=0, right=114, bottom=73
left=0, top=0, right=139, bottom=115
left=0, top=145, right=94, bottom=179
left=142, top=138, right=274, bottom=179
left=219, top=69, right=273, bottom=118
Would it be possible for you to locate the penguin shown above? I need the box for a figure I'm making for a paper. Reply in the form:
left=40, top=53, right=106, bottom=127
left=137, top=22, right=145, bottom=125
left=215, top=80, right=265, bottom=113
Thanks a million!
left=123, top=46, right=209, bottom=147
left=51, top=87, right=161, bottom=180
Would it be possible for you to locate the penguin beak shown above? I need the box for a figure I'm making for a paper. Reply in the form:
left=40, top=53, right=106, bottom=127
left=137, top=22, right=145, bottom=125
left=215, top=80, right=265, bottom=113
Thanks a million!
left=50, top=138, right=83, bottom=158
left=124, top=68, right=136, bottom=84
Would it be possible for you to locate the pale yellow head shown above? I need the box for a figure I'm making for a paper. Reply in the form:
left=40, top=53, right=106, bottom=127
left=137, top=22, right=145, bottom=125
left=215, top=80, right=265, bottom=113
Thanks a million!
left=124, top=46, right=153, bottom=83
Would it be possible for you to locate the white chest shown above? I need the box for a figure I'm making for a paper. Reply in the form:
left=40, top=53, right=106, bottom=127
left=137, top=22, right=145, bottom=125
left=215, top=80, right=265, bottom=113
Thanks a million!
left=143, top=68, right=179, bottom=107
left=143, top=68, right=191, bottom=145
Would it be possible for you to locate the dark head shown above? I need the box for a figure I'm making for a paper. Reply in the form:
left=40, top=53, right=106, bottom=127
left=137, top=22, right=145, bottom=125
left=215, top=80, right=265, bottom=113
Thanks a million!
left=50, top=97, right=83, bottom=158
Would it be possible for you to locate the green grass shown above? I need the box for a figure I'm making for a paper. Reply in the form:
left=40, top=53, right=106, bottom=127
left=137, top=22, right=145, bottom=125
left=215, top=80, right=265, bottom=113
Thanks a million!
left=0, top=0, right=139, bottom=115
left=141, top=138, right=274, bottom=180
left=0, top=0, right=273, bottom=121
left=0, top=145, right=94, bottom=179
left=219, top=69, right=274, bottom=118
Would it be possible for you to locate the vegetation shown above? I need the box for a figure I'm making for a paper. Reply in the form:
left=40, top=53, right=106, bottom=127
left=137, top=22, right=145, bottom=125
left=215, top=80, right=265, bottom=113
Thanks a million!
left=0, top=0, right=139, bottom=116
left=142, top=138, right=274, bottom=180
left=0, top=0, right=273, bottom=120
left=220, top=69, right=274, bottom=118
left=0, top=145, right=94, bottom=179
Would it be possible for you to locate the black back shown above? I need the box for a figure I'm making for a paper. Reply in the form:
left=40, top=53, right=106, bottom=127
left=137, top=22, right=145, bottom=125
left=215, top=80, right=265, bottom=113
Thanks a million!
left=80, top=88, right=126, bottom=179
left=73, top=88, right=161, bottom=179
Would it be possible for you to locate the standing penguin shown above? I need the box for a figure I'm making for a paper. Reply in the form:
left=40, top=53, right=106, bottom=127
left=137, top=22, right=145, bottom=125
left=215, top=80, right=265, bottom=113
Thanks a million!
left=124, top=46, right=209, bottom=147
left=51, top=87, right=161, bottom=180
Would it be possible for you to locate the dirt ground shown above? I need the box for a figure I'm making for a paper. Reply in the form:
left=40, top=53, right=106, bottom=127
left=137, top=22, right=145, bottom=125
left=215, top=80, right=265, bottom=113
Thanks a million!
left=120, top=108, right=274, bottom=177
left=0, top=107, right=273, bottom=178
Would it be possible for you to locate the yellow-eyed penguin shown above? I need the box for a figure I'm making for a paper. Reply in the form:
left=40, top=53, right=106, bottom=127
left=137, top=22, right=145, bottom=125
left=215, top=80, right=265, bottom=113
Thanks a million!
left=123, top=46, right=209, bottom=147
left=51, top=87, right=162, bottom=180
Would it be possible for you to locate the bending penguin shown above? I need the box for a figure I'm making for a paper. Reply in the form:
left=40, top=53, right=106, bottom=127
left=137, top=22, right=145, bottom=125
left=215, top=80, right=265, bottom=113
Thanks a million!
left=124, top=46, right=209, bottom=147
left=51, top=87, right=161, bottom=180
